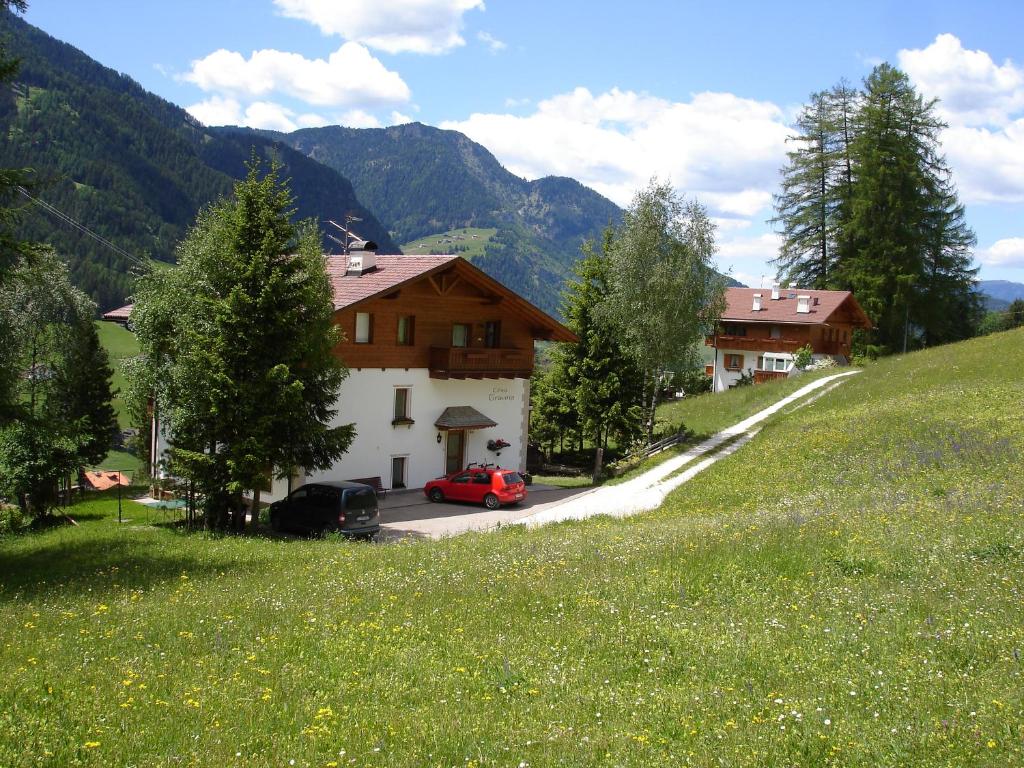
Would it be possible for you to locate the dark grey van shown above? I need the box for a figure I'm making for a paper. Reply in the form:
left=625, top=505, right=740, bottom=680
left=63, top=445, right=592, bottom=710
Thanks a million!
left=269, top=481, right=380, bottom=539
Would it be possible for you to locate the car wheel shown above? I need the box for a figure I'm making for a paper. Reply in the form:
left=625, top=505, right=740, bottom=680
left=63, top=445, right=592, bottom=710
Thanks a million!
left=428, top=488, right=444, bottom=503
left=483, top=493, right=500, bottom=510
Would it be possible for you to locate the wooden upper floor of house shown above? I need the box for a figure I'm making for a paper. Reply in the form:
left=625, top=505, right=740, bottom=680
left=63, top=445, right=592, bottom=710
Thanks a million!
left=706, top=287, right=872, bottom=357
left=328, top=253, right=575, bottom=379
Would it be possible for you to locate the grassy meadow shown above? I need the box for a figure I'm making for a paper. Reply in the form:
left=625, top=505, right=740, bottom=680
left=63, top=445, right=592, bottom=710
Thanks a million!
left=2, top=329, right=1022, bottom=766
left=94, top=320, right=142, bottom=473
left=401, top=228, right=497, bottom=260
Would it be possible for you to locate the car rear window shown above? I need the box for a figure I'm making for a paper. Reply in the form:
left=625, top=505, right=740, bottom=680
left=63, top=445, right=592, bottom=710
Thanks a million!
left=501, top=472, right=523, bottom=485
left=343, top=488, right=378, bottom=510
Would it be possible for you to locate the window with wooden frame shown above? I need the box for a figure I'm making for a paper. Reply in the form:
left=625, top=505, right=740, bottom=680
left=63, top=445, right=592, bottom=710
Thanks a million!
left=451, top=323, right=470, bottom=348
left=722, top=323, right=746, bottom=337
left=396, top=314, right=414, bottom=346
left=355, top=312, right=373, bottom=344
left=770, top=325, right=782, bottom=339
left=724, top=353, right=744, bottom=371
left=484, top=320, right=501, bottom=348
left=392, top=387, right=412, bottom=424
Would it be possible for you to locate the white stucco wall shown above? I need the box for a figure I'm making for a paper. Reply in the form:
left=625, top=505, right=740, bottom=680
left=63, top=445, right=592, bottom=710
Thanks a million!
left=712, top=347, right=794, bottom=392
left=293, top=369, right=529, bottom=500
left=154, top=370, right=529, bottom=503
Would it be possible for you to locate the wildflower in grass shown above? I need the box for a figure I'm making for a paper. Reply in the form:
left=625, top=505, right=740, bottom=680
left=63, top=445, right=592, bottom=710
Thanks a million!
left=83, top=742, right=100, bottom=749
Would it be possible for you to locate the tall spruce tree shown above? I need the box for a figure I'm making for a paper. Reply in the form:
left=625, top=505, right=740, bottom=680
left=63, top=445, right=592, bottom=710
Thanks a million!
left=600, top=181, right=725, bottom=443
left=774, top=65, right=979, bottom=351
left=130, top=157, right=353, bottom=531
left=772, top=82, right=860, bottom=289
left=562, top=228, right=643, bottom=462
left=842, top=64, right=978, bottom=350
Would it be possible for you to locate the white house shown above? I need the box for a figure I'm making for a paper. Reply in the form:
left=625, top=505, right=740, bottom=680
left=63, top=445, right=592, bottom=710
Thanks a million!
left=706, top=286, right=872, bottom=392
left=105, top=253, right=576, bottom=501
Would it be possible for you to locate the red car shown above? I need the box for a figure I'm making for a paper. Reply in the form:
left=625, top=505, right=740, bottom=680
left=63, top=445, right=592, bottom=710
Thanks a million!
left=423, top=465, right=527, bottom=509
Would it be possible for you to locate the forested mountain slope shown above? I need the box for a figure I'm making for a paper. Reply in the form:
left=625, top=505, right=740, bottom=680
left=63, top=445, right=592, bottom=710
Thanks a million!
left=246, top=123, right=625, bottom=315
left=0, top=11, right=396, bottom=312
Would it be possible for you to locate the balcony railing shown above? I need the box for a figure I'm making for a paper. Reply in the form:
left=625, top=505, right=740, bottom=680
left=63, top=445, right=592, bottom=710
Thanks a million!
left=429, top=346, right=532, bottom=379
left=754, top=370, right=788, bottom=383
left=708, top=335, right=805, bottom=353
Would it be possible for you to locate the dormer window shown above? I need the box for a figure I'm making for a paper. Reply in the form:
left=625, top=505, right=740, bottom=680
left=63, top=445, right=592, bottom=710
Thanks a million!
left=797, top=295, right=811, bottom=314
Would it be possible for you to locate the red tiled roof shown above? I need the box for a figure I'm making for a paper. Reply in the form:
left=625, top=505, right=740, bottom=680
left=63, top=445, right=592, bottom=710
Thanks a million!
left=100, top=254, right=577, bottom=342
left=82, top=470, right=132, bottom=490
left=327, top=253, right=576, bottom=342
left=326, top=254, right=458, bottom=311
left=720, top=287, right=871, bottom=327
left=102, top=304, right=133, bottom=321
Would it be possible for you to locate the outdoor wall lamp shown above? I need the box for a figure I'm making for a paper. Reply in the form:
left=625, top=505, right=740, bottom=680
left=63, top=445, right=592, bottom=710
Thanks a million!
left=436, top=432, right=443, bottom=443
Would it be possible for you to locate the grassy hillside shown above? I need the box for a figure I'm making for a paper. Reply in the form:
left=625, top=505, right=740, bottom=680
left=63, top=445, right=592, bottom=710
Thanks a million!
left=1, top=330, right=1022, bottom=766
left=401, top=227, right=497, bottom=260
left=95, top=320, right=139, bottom=429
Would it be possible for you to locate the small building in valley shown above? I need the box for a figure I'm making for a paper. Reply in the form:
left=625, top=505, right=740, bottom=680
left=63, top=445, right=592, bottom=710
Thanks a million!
left=706, top=286, right=872, bottom=392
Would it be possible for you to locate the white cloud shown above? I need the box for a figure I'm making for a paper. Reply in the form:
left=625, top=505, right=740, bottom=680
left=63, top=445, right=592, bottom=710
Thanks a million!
left=898, top=35, right=1024, bottom=206
left=183, top=43, right=410, bottom=108
left=339, top=109, right=383, bottom=129
left=978, top=238, right=1024, bottom=268
left=187, top=95, right=244, bottom=126
left=440, top=86, right=790, bottom=216
left=503, top=96, right=531, bottom=109
left=716, top=232, right=783, bottom=279
left=390, top=110, right=415, bottom=125
left=273, top=0, right=484, bottom=54
left=942, top=120, right=1024, bottom=203
left=185, top=97, right=328, bottom=132
left=899, top=34, right=1024, bottom=127
left=477, top=31, right=506, bottom=53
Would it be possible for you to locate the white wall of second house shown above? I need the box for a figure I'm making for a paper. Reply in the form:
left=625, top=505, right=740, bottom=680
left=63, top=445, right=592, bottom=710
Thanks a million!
left=294, top=369, right=528, bottom=499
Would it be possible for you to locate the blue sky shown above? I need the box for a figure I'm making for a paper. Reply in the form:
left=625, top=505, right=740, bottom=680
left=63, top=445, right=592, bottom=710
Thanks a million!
left=24, top=1, right=1024, bottom=287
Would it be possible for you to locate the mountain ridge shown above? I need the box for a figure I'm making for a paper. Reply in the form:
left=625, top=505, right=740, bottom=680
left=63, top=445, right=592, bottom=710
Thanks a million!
left=0, top=10, right=397, bottom=311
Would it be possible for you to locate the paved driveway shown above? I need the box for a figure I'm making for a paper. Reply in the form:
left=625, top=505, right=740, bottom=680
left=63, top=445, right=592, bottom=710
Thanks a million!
left=377, top=483, right=594, bottom=540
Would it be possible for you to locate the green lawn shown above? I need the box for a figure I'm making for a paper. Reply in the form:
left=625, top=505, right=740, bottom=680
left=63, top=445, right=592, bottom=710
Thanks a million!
left=2, top=330, right=1022, bottom=766
left=401, top=227, right=497, bottom=260
left=95, top=320, right=140, bottom=429
left=657, top=367, right=838, bottom=440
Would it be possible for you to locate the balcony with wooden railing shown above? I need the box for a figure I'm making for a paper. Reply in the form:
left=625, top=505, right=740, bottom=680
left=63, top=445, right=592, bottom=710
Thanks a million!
left=707, top=335, right=806, bottom=353
left=753, top=370, right=788, bottom=384
left=429, top=346, right=533, bottom=379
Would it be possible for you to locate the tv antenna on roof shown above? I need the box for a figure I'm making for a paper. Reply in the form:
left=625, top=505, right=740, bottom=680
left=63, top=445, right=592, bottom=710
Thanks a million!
left=327, top=213, right=363, bottom=255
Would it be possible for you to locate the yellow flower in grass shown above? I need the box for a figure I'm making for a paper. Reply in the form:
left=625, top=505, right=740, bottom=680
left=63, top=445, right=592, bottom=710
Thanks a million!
left=83, top=742, right=101, bottom=749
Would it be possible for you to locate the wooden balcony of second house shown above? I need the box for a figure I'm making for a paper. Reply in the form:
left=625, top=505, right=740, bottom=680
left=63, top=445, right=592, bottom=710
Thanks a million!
left=429, top=346, right=533, bottom=379
left=753, top=369, right=788, bottom=384
left=708, top=335, right=806, bottom=353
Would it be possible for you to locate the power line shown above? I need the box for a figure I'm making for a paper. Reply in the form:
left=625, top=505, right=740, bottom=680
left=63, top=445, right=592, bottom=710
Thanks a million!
left=16, top=185, right=150, bottom=270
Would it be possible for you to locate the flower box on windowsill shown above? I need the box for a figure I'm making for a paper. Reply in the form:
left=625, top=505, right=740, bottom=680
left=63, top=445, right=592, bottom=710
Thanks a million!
left=391, top=418, right=415, bottom=427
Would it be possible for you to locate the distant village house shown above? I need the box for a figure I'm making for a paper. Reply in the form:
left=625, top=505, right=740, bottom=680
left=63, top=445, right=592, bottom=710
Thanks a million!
left=706, top=286, right=872, bottom=392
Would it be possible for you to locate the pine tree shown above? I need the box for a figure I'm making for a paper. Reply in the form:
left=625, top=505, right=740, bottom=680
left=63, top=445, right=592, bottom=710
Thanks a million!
left=130, top=157, right=353, bottom=531
left=842, top=64, right=977, bottom=350
left=775, top=65, right=979, bottom=352
left=562, top=229, right=643, bottom=463
left=772, top=82, right=860, bottom=289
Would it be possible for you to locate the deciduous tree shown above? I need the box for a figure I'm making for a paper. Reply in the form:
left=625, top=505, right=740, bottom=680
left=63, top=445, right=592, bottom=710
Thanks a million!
left=600, top=180, right=725, bottom=443
left=0, top=250, right=115, bottom=517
